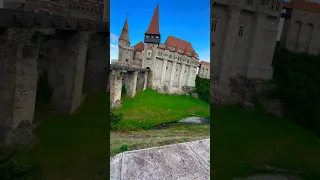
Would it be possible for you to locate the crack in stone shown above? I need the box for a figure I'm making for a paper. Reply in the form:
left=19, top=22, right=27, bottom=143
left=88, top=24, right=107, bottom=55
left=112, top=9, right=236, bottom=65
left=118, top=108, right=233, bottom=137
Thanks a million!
left=186, top=143, right=210, bottom=172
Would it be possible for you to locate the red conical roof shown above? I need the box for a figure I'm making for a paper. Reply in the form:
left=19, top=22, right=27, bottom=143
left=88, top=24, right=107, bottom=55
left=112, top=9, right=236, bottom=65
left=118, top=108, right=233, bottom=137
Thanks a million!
left=145, top=4, right=160, bottom=35
left=119, top=17, right=130, bottom=43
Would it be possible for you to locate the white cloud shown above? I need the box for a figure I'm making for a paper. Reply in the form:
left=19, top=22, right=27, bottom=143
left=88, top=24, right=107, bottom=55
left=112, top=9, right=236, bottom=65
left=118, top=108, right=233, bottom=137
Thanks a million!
left=110, top=33, right=119, bottom=43
left=110, top=43, right=118, bottom=61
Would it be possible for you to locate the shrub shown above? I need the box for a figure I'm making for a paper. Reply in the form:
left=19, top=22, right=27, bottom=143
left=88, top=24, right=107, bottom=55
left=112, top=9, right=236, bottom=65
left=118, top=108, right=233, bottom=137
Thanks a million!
left=195, top=76, right=210, bottom=103
left=120, top=144, right=128, bottom=152
left=0, top=147, right=40, bottom=180
left=272, top=47, right=320, bottom=135
left=110, top=109, right=123, bottom=130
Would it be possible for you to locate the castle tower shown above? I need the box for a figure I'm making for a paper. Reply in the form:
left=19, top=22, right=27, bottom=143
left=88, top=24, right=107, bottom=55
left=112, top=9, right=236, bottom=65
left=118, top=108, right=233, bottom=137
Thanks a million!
left=119, top=15, right=130, bottom=47
left=144, top=4, right=160, bottom=44
left=118, top=15, right=134, bottom=64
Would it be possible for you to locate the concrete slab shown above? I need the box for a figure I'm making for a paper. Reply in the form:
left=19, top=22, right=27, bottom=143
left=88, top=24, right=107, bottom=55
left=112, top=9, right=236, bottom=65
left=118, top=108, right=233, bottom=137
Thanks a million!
left=110, top=139, right=210, bottom=180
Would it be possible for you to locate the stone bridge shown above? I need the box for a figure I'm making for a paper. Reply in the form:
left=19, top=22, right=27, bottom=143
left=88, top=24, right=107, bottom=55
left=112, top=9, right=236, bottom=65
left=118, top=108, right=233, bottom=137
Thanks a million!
left=0, top=9, right=109, bottom=145
left=110, top=64, right=151, bottom=108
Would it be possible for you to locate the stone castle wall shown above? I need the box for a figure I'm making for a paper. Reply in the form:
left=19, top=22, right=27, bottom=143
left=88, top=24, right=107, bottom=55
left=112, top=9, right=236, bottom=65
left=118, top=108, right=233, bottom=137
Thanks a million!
left=281, top=8, right=320, bottom=55
left=211, top=0, right=282, bottom=105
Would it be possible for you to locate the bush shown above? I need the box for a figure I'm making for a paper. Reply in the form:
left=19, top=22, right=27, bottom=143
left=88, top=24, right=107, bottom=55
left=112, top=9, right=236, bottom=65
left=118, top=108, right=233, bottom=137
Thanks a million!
left=120, top=144, right=128, bottom=152
left=110, top=109, right=123, bottom=130
left=195, top=76, right=210, bottom=103
left=0, top=148, right=40, bottom=180
left=272, top=47, right=320, bottom=135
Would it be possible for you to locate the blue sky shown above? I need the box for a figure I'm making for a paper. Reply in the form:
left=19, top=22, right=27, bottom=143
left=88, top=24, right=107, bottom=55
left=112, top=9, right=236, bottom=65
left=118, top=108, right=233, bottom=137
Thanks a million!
left=110, top=0, right=210, bottom=62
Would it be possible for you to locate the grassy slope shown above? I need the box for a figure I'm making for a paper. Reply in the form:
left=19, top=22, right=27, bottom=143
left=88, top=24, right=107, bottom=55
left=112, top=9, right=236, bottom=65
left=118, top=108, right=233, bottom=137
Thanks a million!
left=110, top=125, right=210, bottom=157
left=18, top=92, right=109, bottom=180
left=212, top=105, right=320, bottom=180
left=116, top=89, right=210, bottom=130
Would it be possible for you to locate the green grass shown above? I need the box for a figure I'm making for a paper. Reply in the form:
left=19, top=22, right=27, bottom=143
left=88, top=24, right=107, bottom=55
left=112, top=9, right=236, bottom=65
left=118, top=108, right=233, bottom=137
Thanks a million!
left=18, top=92, right=109, bottom=180
left=212, top=105, right=320, bottom=180
left=115, top=89, right=210, bottom=130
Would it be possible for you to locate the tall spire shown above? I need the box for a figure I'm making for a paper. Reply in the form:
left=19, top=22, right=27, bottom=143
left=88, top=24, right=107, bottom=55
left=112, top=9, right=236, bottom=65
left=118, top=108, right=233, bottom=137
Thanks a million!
left=119, top=15, right=130, bottom=43
left=145, top=4, right=160, bottom=35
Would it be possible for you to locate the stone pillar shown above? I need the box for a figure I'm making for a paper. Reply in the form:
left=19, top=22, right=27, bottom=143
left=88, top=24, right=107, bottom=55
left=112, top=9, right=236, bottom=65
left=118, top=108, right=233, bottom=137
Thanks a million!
left=84, top=33, right=109, bottom=92
left=103, top=0, right=109, bottom=22
left=136, top=72, right=145, bottom=91
left=212, top=6, right=241, bottom=105
left=143, top=72, right=148, bottom=90
left=219, top=6, right=241, bottom=84
left=41, top=31, right=90, bottom=114
left=0, top=28, right=38, bottom=145
left=126, top=71, right=138, bottom=98
left=110, top=70, right=122, bottom=107
left=178, top=64, right=186, bottom=88
left=187, top=65, right=193, bottom=86
left=160, top=60, right=167, bottom=84
left=246, top=13, right=267, bottom=79
left=169, top=62, right=176, bottom=91
left=147, top=71, right=153, bottom=89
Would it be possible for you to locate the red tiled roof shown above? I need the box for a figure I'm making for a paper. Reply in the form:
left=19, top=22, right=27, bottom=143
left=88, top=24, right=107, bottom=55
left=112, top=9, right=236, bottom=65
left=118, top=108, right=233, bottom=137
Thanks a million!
left=164, top=36, right=198, bottom=58
left=119, top=17, right=130, bottom=43
left=283, top=2, right=293, bottom=8
left=133, top=41, right=145, bottom=51
left=145, top=5, right=160, bottom=35
left=283, top=0, right=320, bottom=14
left=199, top=61, right=210, bottom=66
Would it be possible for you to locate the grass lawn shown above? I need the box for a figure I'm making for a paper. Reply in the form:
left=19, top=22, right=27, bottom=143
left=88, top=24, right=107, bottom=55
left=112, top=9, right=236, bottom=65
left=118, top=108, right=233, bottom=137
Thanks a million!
left=17, top=92, right=109, bottom=180
left=115, top=89, right=210, bottom=130
left=110, top=89, right=210, bottom=156
left=212, top=105, right=320, bottom=180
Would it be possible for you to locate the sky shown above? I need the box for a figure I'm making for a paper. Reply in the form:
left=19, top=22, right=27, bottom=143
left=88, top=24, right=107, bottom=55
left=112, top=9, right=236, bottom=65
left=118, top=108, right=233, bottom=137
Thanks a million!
left=110, top=0, right=210, bottom=62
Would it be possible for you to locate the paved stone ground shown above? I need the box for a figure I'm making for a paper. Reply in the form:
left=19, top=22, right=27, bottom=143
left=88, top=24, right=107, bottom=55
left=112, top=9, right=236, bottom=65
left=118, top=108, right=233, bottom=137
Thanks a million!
left=110, top=139, right=210, bottom=180
left=179, top=117, right=210, bottom=124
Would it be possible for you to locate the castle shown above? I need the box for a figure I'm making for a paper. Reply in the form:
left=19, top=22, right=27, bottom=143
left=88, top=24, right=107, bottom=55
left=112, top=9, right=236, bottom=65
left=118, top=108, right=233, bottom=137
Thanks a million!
left=116, top=5, right=199, bottom=94
left=211, top=0, right=282, bottom=104
left=280, top=0, right=320, bottom=55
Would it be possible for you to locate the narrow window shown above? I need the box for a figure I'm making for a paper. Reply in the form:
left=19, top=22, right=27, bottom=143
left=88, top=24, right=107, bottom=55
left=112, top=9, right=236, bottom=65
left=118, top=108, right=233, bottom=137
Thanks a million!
left=238, top=25, right=244, bottom=37
left=211, top=20, right=218, bottom=32
left=247, top=0, right=252, bottom=5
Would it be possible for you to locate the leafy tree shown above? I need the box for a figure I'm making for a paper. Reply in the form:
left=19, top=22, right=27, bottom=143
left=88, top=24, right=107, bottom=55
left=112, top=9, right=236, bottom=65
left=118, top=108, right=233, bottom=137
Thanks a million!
left=272, top=47, right=320, bottom=135
left=195, top=76, right=210, bottom=103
